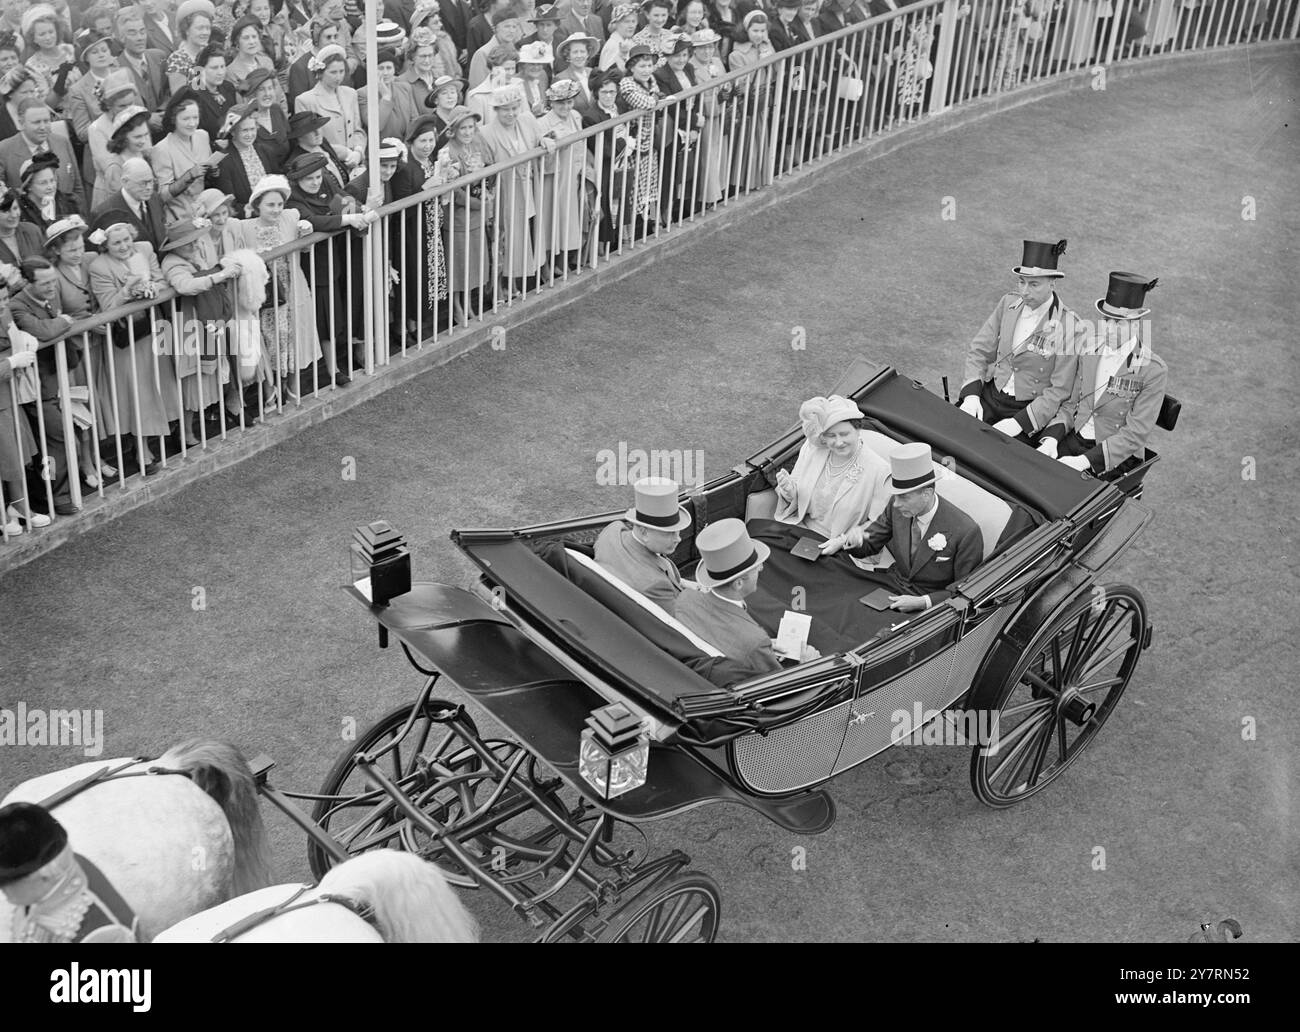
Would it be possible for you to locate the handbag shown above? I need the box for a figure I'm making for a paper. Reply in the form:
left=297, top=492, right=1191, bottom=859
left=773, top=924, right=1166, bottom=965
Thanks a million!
left=836, top=54, right=865, bottom=103
left=111, top=309, right=153, bottom=349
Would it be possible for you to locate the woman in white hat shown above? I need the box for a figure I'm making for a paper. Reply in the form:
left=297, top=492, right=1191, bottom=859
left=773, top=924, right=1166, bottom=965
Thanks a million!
left=772, top=394, right=890, bottom=541
left=165, top=1, right=216, bottom=95
left=553, top=32, right=598, bottom=115
left=536, top=78, right=589, bottom=274
left=82, top=71, right=139, bottom=193
left=688, top=27, right=731, bottom=209
left=478, top=81, right=555, bottom=291
left=20, top=4, right=76, bottom=105
left=293, top=42, right=366, bottom=163
left=438, top=106, right=494, bottom=319
left=515, top=40, right=553, bottom=117
left=85, top=220, right=176, bottom=476
left=92, top=105, right=152, bottom=209
left=227, top=173, right=320, bottom=402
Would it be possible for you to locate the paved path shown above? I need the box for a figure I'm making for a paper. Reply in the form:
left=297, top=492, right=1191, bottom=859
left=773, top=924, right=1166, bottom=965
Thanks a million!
left=2, top=51, right=1297, bottom=942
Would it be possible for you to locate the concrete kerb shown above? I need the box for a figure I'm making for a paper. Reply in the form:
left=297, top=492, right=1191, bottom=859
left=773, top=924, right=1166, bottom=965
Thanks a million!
left=0, top=41, right=1291, bottom=576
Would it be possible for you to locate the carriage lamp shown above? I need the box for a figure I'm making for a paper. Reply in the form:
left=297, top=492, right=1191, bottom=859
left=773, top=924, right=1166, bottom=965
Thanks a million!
left=578, top=704, right=649, bottom=800
left=350, top=521, right=411, bottom=607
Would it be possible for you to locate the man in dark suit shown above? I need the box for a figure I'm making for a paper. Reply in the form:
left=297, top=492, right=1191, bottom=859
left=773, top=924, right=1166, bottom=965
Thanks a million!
left=824, top=443, right=983, bottom=611
left=819, top=0, right=865, bottom=33
left=90, top=157, right=167, bottom=252
left=439, top=0, right=475, bottom=57
left=115, top=6, right=172, bottom=114
left=0, top=102, right=85, bottom=206
left=135, top=0, right=178, bottom=53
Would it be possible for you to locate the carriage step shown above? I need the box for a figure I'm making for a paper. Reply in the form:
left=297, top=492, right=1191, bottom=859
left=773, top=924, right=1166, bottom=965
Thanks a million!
left=249, top=754, right=276, bottom=784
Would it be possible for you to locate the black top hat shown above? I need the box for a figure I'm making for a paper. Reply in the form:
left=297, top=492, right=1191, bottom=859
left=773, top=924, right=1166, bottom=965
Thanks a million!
left=1013, top=238, right=1066, bottom=278
left=284, top=151, right=328, bottom=181
left=1096, top=271, right=1158, bottom=320
left=286, top=110, right=330, bottom=139
left=0, top=802, right=68, bottom=886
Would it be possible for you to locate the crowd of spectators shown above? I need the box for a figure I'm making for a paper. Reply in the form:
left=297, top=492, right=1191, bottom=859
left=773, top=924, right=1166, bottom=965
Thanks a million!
left=0, top=0, right=1277, bottom=536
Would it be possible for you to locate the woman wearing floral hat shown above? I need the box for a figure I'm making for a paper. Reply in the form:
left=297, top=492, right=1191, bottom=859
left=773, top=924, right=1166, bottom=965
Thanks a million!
left=688, top=27, right=731, bottom=208
left=536, top=78, right=589, bottom=274
left=599, top=4, right=639, bottom=71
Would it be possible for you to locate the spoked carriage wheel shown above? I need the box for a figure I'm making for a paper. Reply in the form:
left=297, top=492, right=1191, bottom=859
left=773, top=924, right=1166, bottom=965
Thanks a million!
left=308, top=699, right=478, bottom=879
left=597, top=873, right=722, bottom=943
left=970, top=584, right=1148, bottom=808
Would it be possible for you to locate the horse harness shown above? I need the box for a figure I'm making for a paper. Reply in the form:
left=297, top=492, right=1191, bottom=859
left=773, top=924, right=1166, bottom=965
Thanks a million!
left=207, top=885, right=378, bottom=942
left=14, top=757, right=197, bottom=944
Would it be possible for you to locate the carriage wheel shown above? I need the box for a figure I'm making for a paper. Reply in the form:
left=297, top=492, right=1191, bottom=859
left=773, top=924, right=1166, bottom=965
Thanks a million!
left=597, top=873, right=722, bottom=943
left=970, top=583, right=1148, bottom=808
left=308, top=699, right=478, bottom=879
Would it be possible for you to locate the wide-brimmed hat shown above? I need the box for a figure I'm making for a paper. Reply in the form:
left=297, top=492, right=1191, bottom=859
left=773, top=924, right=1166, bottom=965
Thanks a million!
left=239, top=66, right=276, bottom=96
left=160, top=219, right=210, bottom=252
left=693, top=518, right=770, bottom=589
left=798, top=394, right=864, bottom=443
left=286, top=110, right=330, bottom=139
left=625, top=44, right=656, bottom=67
left=284, top=151, right=328, bottom=181
left=546, top=78, right=581, bottom=103
left=690, top=28, right=723, bottom=47
left=194, top=188, right=235, bottom=217
left=529, top=3, right=563, bottom=23
left=490, top=82, right=526, bottom=107
left=248, top=173, right=291, bottom=208
left=99, top=69, right=138, bottom=105
left=443, top=105, right=480, bottom=131
left=75, top=28, right=118, bottom=65
left=0, top=802, right=68, bottom=886
left=660, top=34, right=691, bottom=57
left=110, top=104, right=150, bottom=139
left=1013, top=238, right=1067, bottom=279
left=885, top=442, right=937, bottom=495
left=517, top=41, right=554, bottom=65
left=423, top=74, right=464, bottom=108
left=624, top=476, right=691, bottom=533
left=556, top=31, right=598, bottom=59
left=374, top=20, right=407, bottom=49
left=1096, top=271, right=1157, bottom=321
left=45, top=213, right=88, bottom=246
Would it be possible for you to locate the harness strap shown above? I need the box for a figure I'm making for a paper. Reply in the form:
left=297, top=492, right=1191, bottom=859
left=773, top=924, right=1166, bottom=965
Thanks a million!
left=36, top=760, right=195, bottom=813
left=209, top=887, right=377, bottom=943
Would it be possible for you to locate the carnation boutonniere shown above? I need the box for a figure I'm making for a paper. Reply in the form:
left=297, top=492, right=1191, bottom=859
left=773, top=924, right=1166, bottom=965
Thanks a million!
left=927, top=533, right=947, bottom=552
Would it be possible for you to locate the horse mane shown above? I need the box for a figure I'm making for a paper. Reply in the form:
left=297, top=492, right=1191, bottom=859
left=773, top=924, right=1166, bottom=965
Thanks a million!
left=157, top=739, right=274, bottom=896
left=317, top=852, right=479, bottom=944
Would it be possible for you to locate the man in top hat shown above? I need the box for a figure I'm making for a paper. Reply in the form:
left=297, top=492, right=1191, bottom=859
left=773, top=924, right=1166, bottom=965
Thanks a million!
left=959, top=239, right=1087, bottom=442
left=823, top=443, right=983, bottom=611
left=595, top=476, right=692, bottom=615
left=676, top=518, right=821, bottom=673
left=1037, top=272, right=1168, bottom=477
left=0, top=802, right=139, bottom=943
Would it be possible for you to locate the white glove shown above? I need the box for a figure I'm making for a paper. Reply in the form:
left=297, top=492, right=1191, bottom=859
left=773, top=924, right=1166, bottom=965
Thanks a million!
left=1036, top=438, right=1058, bottom=459
left=774, top=468, right=797, bottom=502
left=1059, top=454, right=1090, bottom=471
left=6, top=349, right=36, bottom=369
left=959, top=396, right=983, bottom=420
left=991, top=417, right=1021, bottom=436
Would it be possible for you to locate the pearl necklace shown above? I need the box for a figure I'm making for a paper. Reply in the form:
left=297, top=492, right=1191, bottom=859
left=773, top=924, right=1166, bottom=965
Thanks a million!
left=824, top=441, right=862, bottom=476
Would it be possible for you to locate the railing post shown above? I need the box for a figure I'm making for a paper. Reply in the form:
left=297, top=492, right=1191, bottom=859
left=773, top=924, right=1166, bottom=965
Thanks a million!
left=929, top=0, right=961, bottom=116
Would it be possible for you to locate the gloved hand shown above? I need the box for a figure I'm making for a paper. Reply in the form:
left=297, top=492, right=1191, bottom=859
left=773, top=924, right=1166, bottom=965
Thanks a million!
left=959, top=396, right=983, bottom=420
left=1059, top=454, right=1090, bottom=471
left=1036, top=438, right=1058, bottom=459
left=991, top=417, right=1021, bottom=436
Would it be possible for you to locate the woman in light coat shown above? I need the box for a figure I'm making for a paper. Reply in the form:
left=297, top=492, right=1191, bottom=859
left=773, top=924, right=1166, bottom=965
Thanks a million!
left=151, top=95, right=220, bottom=224
left=292, top=44, right=366, bottom=164
left=773, top=394, right=890, bottom=540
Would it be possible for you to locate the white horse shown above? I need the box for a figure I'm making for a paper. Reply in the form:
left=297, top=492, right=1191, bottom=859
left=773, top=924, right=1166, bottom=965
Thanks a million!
left=1, top=739, right=273, bottom=942
left=154, top=851, right=479, bottom=943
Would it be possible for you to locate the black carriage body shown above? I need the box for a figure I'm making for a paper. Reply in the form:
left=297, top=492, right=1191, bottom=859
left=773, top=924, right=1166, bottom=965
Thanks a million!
left=354, top=362, right=1155, bottom=830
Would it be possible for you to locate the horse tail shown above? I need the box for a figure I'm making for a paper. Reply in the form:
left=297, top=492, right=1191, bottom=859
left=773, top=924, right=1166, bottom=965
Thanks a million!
left=317, top=851, right=479, bottom=943
left=158, top=739, right=274, bottom=896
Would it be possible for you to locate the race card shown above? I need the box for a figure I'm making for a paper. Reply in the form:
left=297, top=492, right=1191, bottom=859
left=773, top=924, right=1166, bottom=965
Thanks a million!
left=859, top=588, right=895, bottom=611
left=791, top=536, right=822, bottom=561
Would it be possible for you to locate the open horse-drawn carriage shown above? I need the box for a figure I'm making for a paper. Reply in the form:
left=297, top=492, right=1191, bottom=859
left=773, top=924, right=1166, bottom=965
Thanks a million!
left=246, top=358, right=1169, bottom=942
